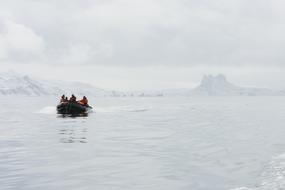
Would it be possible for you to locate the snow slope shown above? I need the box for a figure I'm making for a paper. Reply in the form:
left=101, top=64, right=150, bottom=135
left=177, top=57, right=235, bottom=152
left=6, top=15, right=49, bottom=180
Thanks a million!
left=0, top=71, right=123, bottom=96
left=0, top=72, right=47, bottom=96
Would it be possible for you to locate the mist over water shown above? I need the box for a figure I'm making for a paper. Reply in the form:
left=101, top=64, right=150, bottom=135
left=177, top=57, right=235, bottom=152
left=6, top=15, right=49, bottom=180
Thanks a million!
left=1, top=97, right=285, bottom=190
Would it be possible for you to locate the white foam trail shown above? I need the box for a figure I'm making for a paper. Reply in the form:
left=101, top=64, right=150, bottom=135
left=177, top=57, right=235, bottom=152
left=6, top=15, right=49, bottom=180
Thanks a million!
left=124, top=107, right=150, bottom=112
left=36, top=106, right=56, bottom=114
left=95, top=106, right=151, bottom=113
left=231, top=153, right=285, bottom=190
left=231, top=187, right=252, bottom=190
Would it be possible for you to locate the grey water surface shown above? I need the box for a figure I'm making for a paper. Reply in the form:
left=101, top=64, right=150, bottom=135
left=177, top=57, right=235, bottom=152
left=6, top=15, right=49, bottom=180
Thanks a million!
left=1, top=97, right=285, bottom=190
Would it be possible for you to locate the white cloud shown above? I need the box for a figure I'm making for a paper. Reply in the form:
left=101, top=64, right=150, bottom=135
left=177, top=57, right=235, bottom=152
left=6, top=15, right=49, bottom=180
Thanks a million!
left=0, top=20, right=45, bottom=63
left=1, top=0, right=285, bottom=66
left=0, top=0, right=285, bottom=90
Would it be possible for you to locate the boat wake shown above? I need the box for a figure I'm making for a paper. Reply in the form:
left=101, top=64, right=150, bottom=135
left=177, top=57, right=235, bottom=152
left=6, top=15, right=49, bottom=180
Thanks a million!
left=36, top=106, right=57, bottom=114
left=95, top=105, right=151, bottom=113
left=231, top=153, right=285, bottom=190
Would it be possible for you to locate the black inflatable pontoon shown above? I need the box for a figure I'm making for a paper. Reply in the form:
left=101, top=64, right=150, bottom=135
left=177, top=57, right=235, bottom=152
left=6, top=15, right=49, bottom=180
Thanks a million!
left=57, top=102, right=92, bottom=115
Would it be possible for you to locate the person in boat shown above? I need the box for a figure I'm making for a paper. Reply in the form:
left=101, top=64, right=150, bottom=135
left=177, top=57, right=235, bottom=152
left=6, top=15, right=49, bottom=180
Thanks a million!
left=60, top=95, right=66, bottom=103
left=69, top=94, right=77, bottom=102
left=78, top=96, right=88, bottom=106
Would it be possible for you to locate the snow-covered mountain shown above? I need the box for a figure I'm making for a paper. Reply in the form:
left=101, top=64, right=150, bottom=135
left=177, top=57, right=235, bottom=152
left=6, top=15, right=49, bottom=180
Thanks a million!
left=137, top=74, right=285, bottom=97
left=1, top=72, right=284, bottom=97
left=0, top=72, right=124, bottom=96
left=188, top=74, right=284, bottom=96
left=0, top=72, right=47, bottom=96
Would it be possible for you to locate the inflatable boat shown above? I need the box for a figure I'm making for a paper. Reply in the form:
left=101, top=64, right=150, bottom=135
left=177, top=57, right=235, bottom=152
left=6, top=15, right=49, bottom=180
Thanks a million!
left=56, top=102, right=92, bottom=115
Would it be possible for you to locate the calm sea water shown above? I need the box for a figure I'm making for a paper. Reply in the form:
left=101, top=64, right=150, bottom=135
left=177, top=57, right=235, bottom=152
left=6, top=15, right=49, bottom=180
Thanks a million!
left=1, top=96, right=285, bottom=190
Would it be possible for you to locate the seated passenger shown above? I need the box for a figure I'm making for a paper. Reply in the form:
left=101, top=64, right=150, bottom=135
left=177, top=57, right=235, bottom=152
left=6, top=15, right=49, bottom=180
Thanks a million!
left=60, top=95, right=66, bottom=103
left=69, top=94, right=77, bottom=102
left=78, top=96, right=88, bottom=106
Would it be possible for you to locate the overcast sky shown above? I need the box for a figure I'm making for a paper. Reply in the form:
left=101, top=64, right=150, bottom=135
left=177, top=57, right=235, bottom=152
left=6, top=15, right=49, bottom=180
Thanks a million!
left=0, top=0, right=285, bottom=90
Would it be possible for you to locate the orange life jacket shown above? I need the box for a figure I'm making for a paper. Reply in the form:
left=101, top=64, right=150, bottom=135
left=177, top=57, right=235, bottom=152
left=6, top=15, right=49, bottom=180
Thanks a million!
left=79, top=98, right=88, bottom=105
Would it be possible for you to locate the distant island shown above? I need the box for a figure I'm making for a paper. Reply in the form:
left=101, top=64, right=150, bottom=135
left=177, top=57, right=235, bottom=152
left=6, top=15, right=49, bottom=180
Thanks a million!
left=0, top=72, right=284, bottom=96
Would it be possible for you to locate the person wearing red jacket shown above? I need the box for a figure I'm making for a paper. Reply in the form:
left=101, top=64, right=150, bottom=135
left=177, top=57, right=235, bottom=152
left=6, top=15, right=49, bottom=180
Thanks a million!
left=78, top=96, right=88, bottom=106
